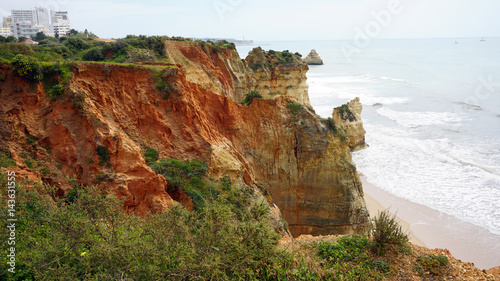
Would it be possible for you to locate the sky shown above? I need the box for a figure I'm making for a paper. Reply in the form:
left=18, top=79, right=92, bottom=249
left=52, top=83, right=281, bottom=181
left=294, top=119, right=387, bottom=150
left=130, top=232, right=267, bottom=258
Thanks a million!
left=1, top=0, right=500, bottom=41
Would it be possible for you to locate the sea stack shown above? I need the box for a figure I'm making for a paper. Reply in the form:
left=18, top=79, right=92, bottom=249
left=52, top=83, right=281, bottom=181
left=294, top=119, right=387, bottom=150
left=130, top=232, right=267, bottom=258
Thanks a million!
left=303, top=49, right=323, bottom=65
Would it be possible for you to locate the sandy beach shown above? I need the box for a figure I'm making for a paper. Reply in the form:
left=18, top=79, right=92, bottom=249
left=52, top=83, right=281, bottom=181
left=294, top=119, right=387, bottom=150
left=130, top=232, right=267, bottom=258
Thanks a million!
left=361, top=176, right=500, bottom=270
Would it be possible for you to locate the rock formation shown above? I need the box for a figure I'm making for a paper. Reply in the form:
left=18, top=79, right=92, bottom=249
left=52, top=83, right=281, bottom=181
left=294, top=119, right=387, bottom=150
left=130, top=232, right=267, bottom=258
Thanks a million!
left=245, top=47, right=311, bottom=106
left=0, top=40, right=369, bottom=237
left=303, top=49, right=324, bottom=65
left=332, top=97, right=368, bottom=151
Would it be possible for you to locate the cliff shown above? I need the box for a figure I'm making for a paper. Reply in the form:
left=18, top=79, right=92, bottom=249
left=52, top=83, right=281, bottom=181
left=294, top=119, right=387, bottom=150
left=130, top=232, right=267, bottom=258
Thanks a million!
left=162, top=42, right=310, bottom=107
left=0, top=40, right=368, bottom=237
left=245, top=47, right=311, bottom=106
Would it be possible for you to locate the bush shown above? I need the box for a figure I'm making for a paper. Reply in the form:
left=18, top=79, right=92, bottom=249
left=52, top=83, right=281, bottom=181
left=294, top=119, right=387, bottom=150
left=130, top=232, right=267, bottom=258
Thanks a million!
left=0, top=151, right=16, bottom=168
left=72, top=93, right=85, bottom=114
left=286, top=102, right=303, bottom=115
left=337, top=103, right=356, bottom=121
left=416, top=255, right=449, bottom=276
left=48, top=84, right=65, bottom=98
left=317, top=235, right=391, bottom=279
left=371, top=210, right=409, bottom=247
left=11, top=54, right=43, bottom=81
left=0, top=172, right=287, bottom=280
left=82, top=47, right=105, bottom=61
left=143, top=147, right=159, bottom=164
left=96, top=145, right=110, bottom=166
left=151, top=158, right=211, bottom=209
left=64, top=37, right=89, bottom=51
left=126, top=48, right=156, bottom=62
left=243, top=90, right=262, bottom=106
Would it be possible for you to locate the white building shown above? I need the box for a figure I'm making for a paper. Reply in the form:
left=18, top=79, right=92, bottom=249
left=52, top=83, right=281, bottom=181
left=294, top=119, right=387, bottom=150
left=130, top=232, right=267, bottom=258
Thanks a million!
left=51, top=11, right=71, bottom=37
left=11, top=22, right=49, bottom=39
left=0, top=27, right=12, bottom=37
left=6, top=8, right=70, bottom=39
left=2, top=16, right=12, bottom=28
left=34, top=7, right=50, bottom=27
left=11, top=9, right=36, bottom=24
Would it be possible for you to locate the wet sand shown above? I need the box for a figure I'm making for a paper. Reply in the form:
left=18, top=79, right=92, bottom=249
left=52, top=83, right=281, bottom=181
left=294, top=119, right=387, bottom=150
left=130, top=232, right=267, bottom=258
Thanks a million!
left=361, top=176, right=500, bottom=270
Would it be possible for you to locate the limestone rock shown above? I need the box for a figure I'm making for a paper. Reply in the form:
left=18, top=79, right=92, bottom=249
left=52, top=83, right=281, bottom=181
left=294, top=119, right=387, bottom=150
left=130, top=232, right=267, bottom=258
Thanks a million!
left=303, top=49, right=324, bottom=65
left=332, top=97, right=367, bottom=151
left=245, top=47, right=311, bottom=106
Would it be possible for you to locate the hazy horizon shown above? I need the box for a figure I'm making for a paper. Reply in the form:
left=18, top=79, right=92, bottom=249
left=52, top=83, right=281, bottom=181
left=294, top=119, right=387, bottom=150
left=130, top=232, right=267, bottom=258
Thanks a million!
left=2, top=0, right=499, bottom=41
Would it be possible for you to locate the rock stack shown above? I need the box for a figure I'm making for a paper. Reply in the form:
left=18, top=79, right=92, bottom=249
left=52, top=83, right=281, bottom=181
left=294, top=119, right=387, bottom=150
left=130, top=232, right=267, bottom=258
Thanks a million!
left=303, top=49, right=323, bottom=65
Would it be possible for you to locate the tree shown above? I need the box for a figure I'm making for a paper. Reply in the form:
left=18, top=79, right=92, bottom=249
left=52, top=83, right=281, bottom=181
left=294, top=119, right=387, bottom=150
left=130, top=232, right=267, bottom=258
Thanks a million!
left=18, top=36, right=28, bottom=42
left=67, top=29, right=78, bottom=36
left=5, top=36, right=16, bottom=43
left=32, top=32, right=47, bottom=42
left=0, top=35, right=5, bottom=43
left=82, top=47, right=105, bottom=61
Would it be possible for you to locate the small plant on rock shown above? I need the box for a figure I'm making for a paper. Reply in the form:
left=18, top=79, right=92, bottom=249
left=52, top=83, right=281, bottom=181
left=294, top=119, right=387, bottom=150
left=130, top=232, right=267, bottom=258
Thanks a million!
left=371, top=210, right=409, bottom=253
left=243, top=90, right=262, bottom=106
left=286, top=102, right=303, bottom=115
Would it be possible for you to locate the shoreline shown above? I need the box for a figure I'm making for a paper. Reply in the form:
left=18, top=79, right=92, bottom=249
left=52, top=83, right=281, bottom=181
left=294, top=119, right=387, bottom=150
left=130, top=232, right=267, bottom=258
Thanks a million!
left=361, top=176, right=500, bottom=270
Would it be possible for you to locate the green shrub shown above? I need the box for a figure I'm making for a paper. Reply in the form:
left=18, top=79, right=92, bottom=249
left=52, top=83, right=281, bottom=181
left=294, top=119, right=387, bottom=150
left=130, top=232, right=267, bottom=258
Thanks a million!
left=318, top=235, right=369, bottom=263
left=286, top=102, right=303, bottom=115
left=0, top=151, right=16, bottom=168
left=416, top=255, right=449, bottom=276
left=126, top=48, right=156, bottom=62
left=11, top=54, right=43, bottom=81
left=48, top=84, right=65, bottom=97
left=143, top=147, right=159, bottom=164
left=317, top=235, right=389, bottom=280
left=326, top=117, right=336, bottom=130
left=151, top=158, right=211, bottom=209
left=82, top=47, right=105, bottom=61
left=0, top=172, right=290, bottom=280
left=371, top=210, right=409, bottom=247
left=72, top=93, right=85, bottom=114
left=243, top=90, right=262, bottom=105
left=96, top=145, right=110, bottom=166
left=337, top=104, right=356, bottom=121
left=64, top=37, right=89, bottom=51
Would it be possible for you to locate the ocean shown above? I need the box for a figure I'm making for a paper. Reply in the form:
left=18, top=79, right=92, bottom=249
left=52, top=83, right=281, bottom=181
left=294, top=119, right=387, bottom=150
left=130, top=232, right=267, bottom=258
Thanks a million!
left=237, top=38, right=500, bottom=238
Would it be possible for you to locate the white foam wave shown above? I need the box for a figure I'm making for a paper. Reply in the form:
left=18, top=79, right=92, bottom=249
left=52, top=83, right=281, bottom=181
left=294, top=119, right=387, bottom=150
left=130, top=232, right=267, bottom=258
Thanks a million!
left=380, top=76, right=408, bottom=83
left=377, top=107, right=462, bottom=127
left=352, top=124, right=500, bottom=235
left=308, top=76, right=411, bottom=108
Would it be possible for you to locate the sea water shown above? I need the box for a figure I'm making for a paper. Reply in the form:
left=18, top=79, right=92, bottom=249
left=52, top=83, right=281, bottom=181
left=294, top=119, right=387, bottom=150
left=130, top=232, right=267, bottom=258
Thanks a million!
left=237, top=38, right=500, bottom=236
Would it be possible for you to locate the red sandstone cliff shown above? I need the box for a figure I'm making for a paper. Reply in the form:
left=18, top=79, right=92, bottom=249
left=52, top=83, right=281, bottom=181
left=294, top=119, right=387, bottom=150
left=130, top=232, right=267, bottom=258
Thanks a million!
left=0, top=41, right=369, bottom=237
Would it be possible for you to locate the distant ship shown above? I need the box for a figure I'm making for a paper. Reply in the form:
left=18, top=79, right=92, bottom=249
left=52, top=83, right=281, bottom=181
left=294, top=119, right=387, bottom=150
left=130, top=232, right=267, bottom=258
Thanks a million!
left=480, top=37, right=486, bottom=42
left=455, top=40, right=459, bottom=44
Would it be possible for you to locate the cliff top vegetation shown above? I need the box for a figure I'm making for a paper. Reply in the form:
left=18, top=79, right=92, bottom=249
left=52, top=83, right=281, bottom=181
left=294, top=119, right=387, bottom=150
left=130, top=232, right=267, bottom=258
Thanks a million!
left=0, top=31, right=234, bottom=66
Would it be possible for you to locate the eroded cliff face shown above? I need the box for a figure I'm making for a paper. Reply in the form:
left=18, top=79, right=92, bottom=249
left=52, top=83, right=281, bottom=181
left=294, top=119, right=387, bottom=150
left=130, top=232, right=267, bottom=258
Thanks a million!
left=245, top=47, right=311, bottom=106
left=163, top=42, right=310, bottom=106
left=0, top=41, right=369, bottom=237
